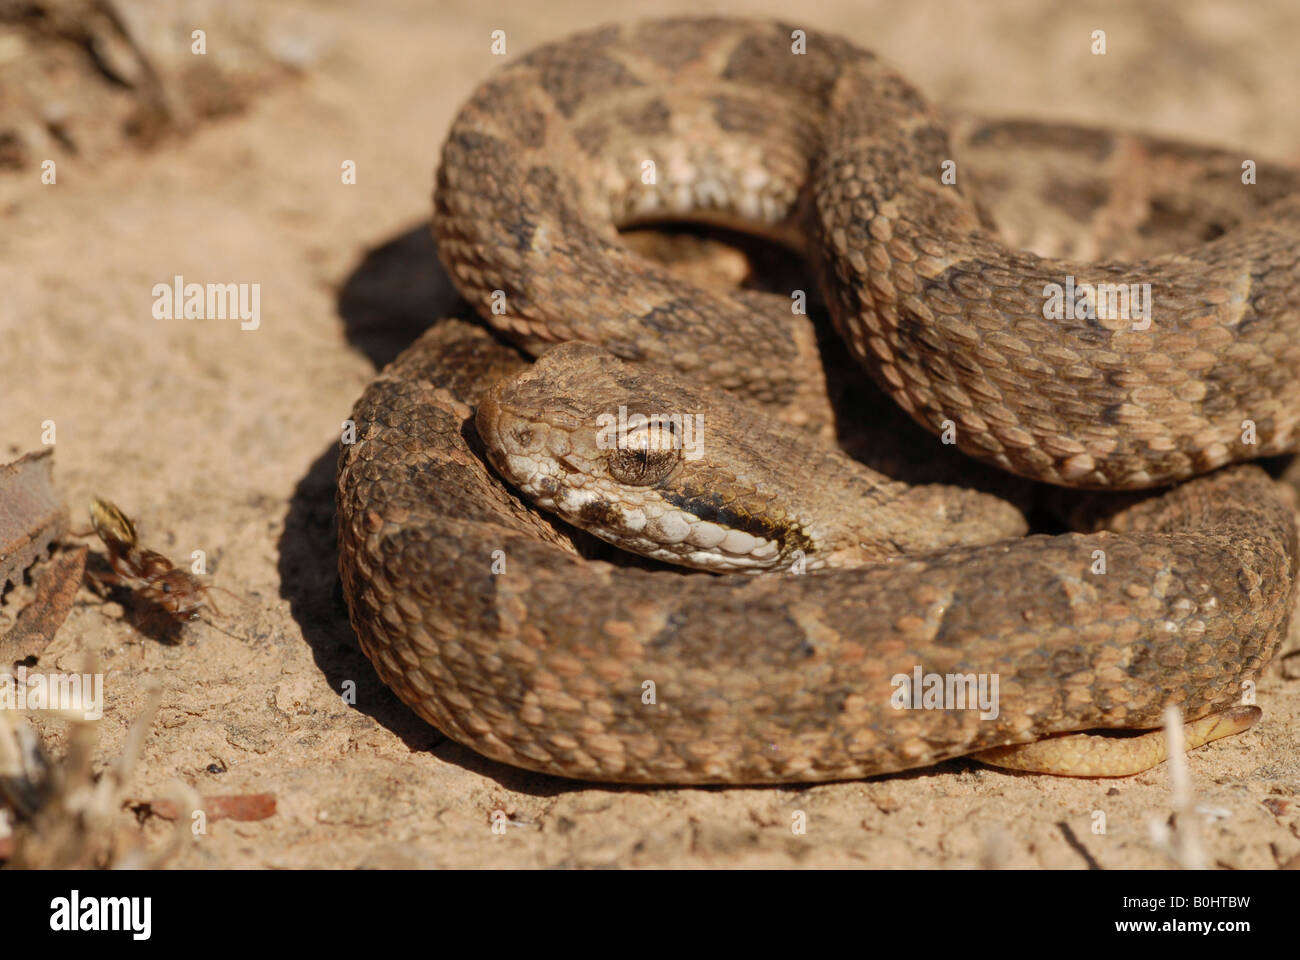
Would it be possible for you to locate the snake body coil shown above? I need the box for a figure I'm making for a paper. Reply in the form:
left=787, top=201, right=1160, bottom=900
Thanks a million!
left=336, top=19, right=1299, bottom=783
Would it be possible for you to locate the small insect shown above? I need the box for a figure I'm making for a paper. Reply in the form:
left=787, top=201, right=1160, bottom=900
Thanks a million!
left=86, top=497, right=230, bottom=623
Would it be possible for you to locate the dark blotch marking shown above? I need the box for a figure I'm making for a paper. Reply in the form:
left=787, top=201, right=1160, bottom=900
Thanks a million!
left=634, top=297, right=702, bottom=337
left=534, top=52, right=644, bottom=118
left=894, top=306, right=946, bottom=366
left=711, top=94, right=771, bottom=136
left=524, top=164, right=561, bottom=197
left=618, top=97, right=672, bottom=136
left=721, top=25, right=852, bottom=101
left=909, top=124, right=952, bottom=168
left=500, top=212, right=537, bottom=254
left=578, top=499, right=624, bottom=529
left=573, top=118, right=613, bottom=158
left=507, top=107, right=548, bottom=150
left=445, top=130, right=513, bottom=175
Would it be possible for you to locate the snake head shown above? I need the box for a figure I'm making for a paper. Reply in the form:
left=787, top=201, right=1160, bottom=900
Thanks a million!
left=475, top=343, right=1027, bottom=573
left=475, top=342, right=813, bottom=573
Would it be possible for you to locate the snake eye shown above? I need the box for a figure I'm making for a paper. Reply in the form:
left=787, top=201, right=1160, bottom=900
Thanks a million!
left=607, top=417, right=681, bottom=486
left=608, top=446, right=679, bottom=485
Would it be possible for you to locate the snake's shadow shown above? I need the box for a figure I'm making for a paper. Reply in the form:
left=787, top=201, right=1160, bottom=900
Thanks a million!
left=278, top=224, right=443, bottom=747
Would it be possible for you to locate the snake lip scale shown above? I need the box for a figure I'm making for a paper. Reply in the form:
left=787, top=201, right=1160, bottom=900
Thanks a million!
left=336, top=18, right=1299, bottom=784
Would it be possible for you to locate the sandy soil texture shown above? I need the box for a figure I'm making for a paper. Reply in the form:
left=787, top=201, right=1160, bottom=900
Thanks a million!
left=2, top=0, right=1299, bottom=868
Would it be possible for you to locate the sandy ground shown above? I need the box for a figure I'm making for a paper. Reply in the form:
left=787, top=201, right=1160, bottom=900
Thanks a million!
left=2, top=0, right=1300, bottom=868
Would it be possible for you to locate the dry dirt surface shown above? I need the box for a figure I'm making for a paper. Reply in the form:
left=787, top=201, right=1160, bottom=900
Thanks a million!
left=2, top=0, right=1300, bottom=869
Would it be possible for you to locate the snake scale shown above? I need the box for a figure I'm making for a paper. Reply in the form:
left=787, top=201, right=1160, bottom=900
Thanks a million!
left=336, top=18, right=1300, bottom=783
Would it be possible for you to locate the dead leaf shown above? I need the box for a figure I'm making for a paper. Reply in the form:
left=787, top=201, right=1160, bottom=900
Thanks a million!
left=0, top=450, right=66, bottom=596
left=0, top=545, right=87, bottom=665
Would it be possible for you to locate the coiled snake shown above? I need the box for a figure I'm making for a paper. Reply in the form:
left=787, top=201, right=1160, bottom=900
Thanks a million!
left=336, top=18, right=1299, bottom=783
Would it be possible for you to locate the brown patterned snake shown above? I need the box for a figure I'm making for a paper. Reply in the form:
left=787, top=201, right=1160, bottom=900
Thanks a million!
left=336, top=18, right=1299, bottom=783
